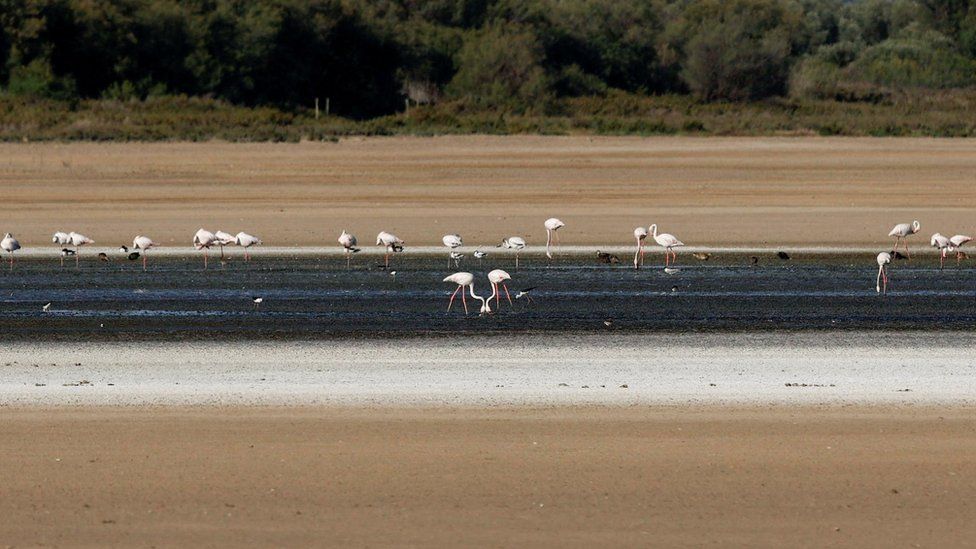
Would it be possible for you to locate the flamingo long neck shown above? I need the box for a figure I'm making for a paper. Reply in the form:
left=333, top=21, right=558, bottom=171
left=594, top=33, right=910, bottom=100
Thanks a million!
left=650, top=224, right=658, bottom=238
left=469, top=282, right=488, bottom=312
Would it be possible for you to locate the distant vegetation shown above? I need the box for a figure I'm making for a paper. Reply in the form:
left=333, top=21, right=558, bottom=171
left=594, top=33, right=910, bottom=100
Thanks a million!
left=2, top=0, right=976, bottom=140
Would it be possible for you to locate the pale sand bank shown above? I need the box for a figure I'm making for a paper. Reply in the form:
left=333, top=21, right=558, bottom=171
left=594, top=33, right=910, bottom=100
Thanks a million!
left=2, top=406, right=975, bottom=547
left=1, top=136, right=974, bottom=247
left=2, top=333, right=973, bottom=406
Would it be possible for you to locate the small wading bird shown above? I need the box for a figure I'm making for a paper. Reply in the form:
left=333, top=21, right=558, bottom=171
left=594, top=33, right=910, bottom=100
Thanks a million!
left=650, top=224, right=684, bottom=267
left=214, top=231, right=236, bottom=260
left=449, top=251, right=464, bottom=268
left=68, top=232, right=94, bottom=267
left=128, top=252, right=141, bottom=261
left=950, top=234, right=972, bottom=265
left=500, top=237, right=526, bottom=269
left=1, top=233, right=21, bottom=270
left=338, top=230, right=360, bottom=267
left=515, top=287, right=536, bottom=303
left=876, top=252, right=891, bottom=295
left=931, top=233, right=951, bottom=269
left=193, top=229, right=216, bottom=269
left=236, top=232, right=261, bottom=261
left=52, top=232, right=70, bottom=267
left=132, top=235, right=157, bottom=271
left=544, top=218, right=565, bottom=261
left=487, top=269, right=513, bottom=311
left=473, top=250, right=487, bottom=266
left=376, top=231, right=404, bottom=269
left=597, top=250, right=619, bottom=264
left=889, top=220, right=920, bottom=259
left=443, top=272, right=488, bottom=315
left=633, top=227, right=648, bottom=269
left=442, top=234, right=463, bottom=268
left=252, top=296, right=263, bottom=310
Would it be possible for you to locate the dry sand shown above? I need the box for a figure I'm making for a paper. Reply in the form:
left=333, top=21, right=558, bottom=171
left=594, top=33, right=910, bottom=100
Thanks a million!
left=2, top=136, right=975, bottom=247
left=3, top=406, right=975, bottom=547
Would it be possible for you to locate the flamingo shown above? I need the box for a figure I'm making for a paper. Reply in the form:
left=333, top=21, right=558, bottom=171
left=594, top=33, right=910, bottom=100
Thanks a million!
left=52, top=232, right=70, bottom=267
left=376, top=231, right=404, bottom=269
left=876, top=252, right=891, bottom=294
left=650, top=224, right=684, bottom=267
left=236, top=232, right=261, bottom=261
left=193, top=229, right=217, bottom=269
left=132, top=235, right=157, bottom=271
left=214, top=231, right=236, bottom=260
left=633, top=227, right=648, bottom=269
left=68, top=232, right=94, bottom=267
left=888, top=221, right=920, bottom=259
left=499, top=237, right=526, bottom=269
left=339, top=230, right=360, bottom=267
left=487, top=269, right=513, bottom=311
left=442, top=234, right=463, bottom=268
left=443, top=272, right=488, bottom=314
left=931, top=233, right=951, bottom=269
left=1, top=233, right=21, bottom=270
left=544, top=218, right=565, bottom=261
left=949, top=234, right=972, bottom=265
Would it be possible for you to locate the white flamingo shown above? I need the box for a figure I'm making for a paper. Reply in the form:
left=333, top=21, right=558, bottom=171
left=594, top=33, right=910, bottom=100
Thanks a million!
left=52, top=231, right=70, bottom=267
left=949, top=234, right=972, bottom=265
left=376, top=231, right=404, bottom=269
left=487, top=269, right=513, bottom=311
left=931, top=233, right=951, bottom=269
left=499, top=237, right=526, bottom=269
left=193, top=229, right=217, bottom=269
left=650, top=224, right=684, bottom=267
left=876, top=252, right=891, bottom=294
left=442, top=234, right=463, bottom=268
left=236, top=232, right=261, bottom=261
left=888, top=221, right=920, bottom=259
left=339, top=230, right=360, bottom=267
left=633, top=227, right=648, bottom=269
left=544, top=218, right=565, bottom=260
left=68, top=232, right=94, bottom=267
left=1, top=233, right=21, bottom=270
left=443, top=272, right=488, bottom=314
left=132, top=235, right=157, bottom=271
left=214, top=230, right=236, bottom=260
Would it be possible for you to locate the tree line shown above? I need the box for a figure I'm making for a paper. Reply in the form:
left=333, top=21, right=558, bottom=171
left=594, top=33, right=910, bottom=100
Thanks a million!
left=1, top=0, right=975, bottom=118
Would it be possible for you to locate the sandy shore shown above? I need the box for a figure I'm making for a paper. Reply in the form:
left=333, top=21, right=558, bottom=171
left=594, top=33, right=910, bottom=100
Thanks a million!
left=1, top=136, right=974, bottom=247
left=2, top=333, right=974, bottom=406
left=2, top=405, right=975, bottom=547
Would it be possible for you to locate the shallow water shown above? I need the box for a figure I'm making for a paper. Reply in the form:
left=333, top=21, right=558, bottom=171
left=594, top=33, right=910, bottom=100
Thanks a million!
left=0, top=252, right=973, bottom=340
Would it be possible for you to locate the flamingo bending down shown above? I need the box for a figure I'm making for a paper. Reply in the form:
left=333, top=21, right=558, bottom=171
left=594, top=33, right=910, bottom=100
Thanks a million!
left=499, top=237, right=526, bottom=269
left=443, top=272, right=488, bottom=314
left=442, top=234, right=463, bottom=268
left=214, top=231, right=236, bottom=260
left=53, top=232, right=70, bottom=267
left=339, top=230, right=360, bottom=267
left=1, top=233, right=21, bottom=270
left=650, top=224, right=684, bottom=267
left=876, top=252, right=891, bottom=294
left=132, top=235, right=157, bottom=271
left=888, top=221, right=920, bottom=259
left=633, top=227, right=648, bottom=269
left=544, top=218, right=565, bottom=261
left=193, top=229, right=217, bottom=269
left=376, top=231, right=404, bottom=269
left=949, top=235, right=972, bottom=265
left=236, top=232, right=261, bottom=261
left=487, top=269, right=513, bottom=311
left=68, top=232, right=95, bottom=267
left=930, top=233, right=951, bottom=269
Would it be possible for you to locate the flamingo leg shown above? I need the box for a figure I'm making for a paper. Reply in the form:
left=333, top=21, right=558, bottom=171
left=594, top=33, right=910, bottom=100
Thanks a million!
left=503, top=283, right=513, bottom=305
left=76, top=247, right=80, bottom=268
left=143, top=253, right=147, bottom=272
left=60, top=254, right=64, bottom=268
left=515, top=251, right=520, bottom=270
left=385, top=253, right=390, bottom=269
left=8, top=255, right=12, bottom=271
left=461, top=288, right=468, bottom=314
left=204, top=250, right=209, bottom=270
left=447, top=286, right=461, bottom=311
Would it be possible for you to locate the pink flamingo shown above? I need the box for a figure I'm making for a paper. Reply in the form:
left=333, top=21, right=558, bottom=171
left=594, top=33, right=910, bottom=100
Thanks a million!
left=487, top=269, right=513, bottom=311
left=443, top=272, right=488, bottom=314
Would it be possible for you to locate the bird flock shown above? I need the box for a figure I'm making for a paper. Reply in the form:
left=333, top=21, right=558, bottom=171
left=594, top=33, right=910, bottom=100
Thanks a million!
left=0, top=218, right=969, bottom=310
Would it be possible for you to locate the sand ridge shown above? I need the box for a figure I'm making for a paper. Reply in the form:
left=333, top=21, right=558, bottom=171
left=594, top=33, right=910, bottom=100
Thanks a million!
left=0, top=136, right=973, bottom=248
